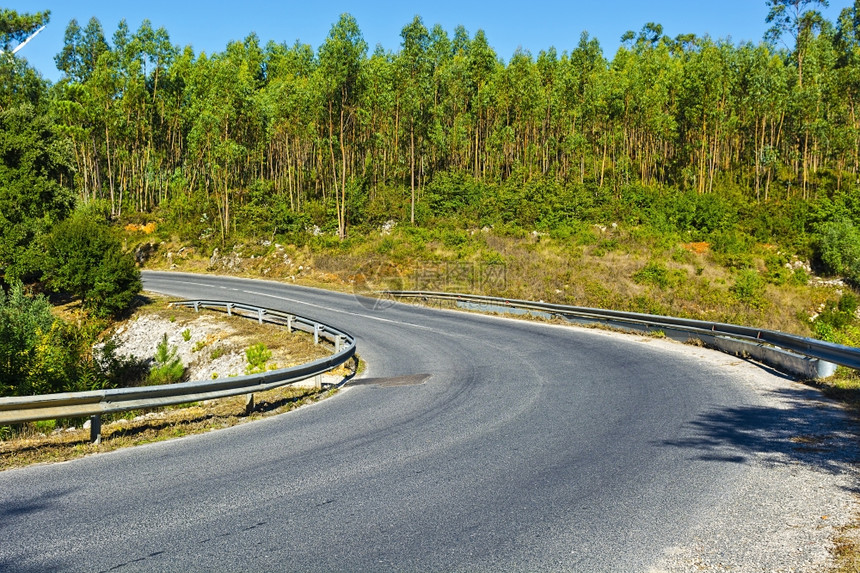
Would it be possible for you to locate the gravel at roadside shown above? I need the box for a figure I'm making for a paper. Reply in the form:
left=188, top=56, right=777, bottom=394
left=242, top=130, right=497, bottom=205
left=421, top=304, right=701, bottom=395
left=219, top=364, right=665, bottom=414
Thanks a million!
left=634, top=337, right=860, bottom=572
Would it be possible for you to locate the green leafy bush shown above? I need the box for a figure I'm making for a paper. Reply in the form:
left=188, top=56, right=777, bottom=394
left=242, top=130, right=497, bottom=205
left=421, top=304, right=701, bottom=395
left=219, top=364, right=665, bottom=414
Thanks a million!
left=709, top=230, right=754, bottom=269
left=0, top=103, right=75, bottom=283
left=634, top=262, right=671, bottom=289
left=633, top=261, right=685, bottom=290
left=0, top=281, right=140, bottom=396
left=730, top=269, right=766, bottom=309
left=42, top=209, right=141, bottom=318
left=812, top=292, right=859, bottom=343
left=0, top=282, right=55, bottom=395
left=815, top=220, right=860, bottom=283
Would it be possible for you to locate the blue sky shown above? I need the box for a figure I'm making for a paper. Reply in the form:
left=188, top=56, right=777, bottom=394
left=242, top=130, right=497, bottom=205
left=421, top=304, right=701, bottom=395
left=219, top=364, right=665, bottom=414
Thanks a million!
left=6, top=0, right=852, bottom=82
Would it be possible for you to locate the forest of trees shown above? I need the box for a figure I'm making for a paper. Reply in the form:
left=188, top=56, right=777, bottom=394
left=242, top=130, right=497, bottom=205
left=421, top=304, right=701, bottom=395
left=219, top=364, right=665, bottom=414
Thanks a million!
left=39, top=1, right=860, bottom=244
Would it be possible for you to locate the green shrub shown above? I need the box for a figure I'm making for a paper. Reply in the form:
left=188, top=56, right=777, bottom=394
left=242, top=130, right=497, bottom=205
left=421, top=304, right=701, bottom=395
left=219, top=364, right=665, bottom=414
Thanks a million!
left=791, top=267, right=810, bottom=286
left=730, top=269, right=766, bottom=308
left=32, top=419, right=56, bottom=434
left=245, top=343, right=272, bottom=374
left=42, top=210, right=141, bottom=318
left=440, top=228, right=468, bottom=248
left=148, top=334, right=184, bottom=384
left=592, top=238, right=619, bottom=257
left=813, top=292, right=859, bottom=342
left=0, top=281, right=139, bottom=396
left=0, top=282, right=56, bottom=395
left=634, top=262, right=671, bottom=289
left=709, top=230, right=754, bottom=269
left=815, top=220, right=860, bottom=283
left=633, top=261, right=685, bottom=290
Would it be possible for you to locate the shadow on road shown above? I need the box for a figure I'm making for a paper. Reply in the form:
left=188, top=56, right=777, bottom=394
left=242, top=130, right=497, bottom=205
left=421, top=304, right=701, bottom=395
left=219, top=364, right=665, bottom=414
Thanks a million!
left=661, top=385, right=860, bottom=480
left=0, top=486, right=79, bottom=528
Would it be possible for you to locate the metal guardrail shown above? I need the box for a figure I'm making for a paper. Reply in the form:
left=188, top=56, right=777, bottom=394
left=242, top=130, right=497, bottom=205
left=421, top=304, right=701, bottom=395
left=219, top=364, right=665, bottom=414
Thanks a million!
left=0, top=301, right=356, bottom=442
left=385, top=290, right=860, bottom=375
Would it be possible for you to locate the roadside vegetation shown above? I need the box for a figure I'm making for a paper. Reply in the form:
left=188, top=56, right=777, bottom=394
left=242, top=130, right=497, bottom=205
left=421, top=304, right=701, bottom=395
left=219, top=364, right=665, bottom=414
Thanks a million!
left=0, top=298, right=346, bottom=470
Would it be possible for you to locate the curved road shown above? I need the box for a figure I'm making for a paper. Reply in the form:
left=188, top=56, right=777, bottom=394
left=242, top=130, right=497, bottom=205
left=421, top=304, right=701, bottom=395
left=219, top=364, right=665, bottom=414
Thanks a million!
left=0, top=271, right=848, bottom=571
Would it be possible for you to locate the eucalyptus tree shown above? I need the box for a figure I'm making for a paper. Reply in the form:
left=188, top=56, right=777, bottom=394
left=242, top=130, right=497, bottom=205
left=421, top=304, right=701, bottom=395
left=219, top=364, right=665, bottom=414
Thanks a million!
left=317, top=13, right=367, bottom=239
left=835, top=1, right=860, bottom=179
left=260, top=40, right=318, bottom=211
left=465, top=29, right=499, bottom=179
left=737, top=42, right=790, bottom=201
left=359, top=45, right=395, bottom=196
left=184, top=34, right=266, bottom=242
left=501, top=48, right=541, bottom=179
left=438, top=25, right=474, bottom=173
left=427, top=24, right=452, bottom=173
left=398, top=16, right=433, bottom=223
left=765, top=0, right=830, bottom=87
left=788, top=23, right=837, bottom=198
left=621, top=26, right=678, bottom=187
left=559, top=32, right=608, bottom=185
left=55, top=17, right=108, bottom=83
left=535, top=47, right=559, bottom=176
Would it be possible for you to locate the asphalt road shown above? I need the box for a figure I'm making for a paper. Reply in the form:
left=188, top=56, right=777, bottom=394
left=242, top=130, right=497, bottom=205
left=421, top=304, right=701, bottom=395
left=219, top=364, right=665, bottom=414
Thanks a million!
left=0, top=271, right=804, bottom=571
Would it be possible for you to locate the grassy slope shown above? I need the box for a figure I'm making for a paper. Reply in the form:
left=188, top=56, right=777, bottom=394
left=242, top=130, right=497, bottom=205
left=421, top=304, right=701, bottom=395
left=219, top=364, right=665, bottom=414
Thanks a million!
left=136, top=223, right=839, bottom=338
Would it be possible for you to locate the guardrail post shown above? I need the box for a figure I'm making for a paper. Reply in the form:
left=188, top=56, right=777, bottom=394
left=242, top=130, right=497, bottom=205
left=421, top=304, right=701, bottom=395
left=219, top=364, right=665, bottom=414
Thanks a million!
left=226, top=303, right=233, bottom=316
left=193, top=301, right=199, bottom=312
left=258, top=308, right=265, bottom=324
left=314, top=324, right=321, bottom=345
left=245, top=393, right=254, bottom=415
left=89, top=415, right=101, bottom=444
left=314, top=375, right=322, bottom=390
left=335, top=335, right=344, bottom=353
left=287, top=315, right=294, bottom=333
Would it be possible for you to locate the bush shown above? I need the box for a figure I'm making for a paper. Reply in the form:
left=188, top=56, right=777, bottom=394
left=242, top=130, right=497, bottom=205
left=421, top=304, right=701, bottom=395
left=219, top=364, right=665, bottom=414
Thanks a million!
left=815, top=220, right=860, bottom=283
left=0, top=281, right=137, bottom=396
left=730, top=269, right=766, bottom=309
left=148, top=334, right=184, bottom=384
left=812, top=292, right=859, bottom=342
left=0, top=282, right=55, bottom=395
left=633, top=261, right=685, bottom=290
left=0, top=103, right=75, bottom=283
left=634, top=262, right=671, bottom=289
left=42, top=209, right=141, bottom=318
left=709, top=230, right=754, bottom=269
left=245, top=343, right=272, bottom=374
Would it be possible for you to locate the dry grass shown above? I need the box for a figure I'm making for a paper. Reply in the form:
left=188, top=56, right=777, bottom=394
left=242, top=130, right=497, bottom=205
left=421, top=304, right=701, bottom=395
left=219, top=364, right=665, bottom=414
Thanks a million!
left=142, top=226, right=836, bottom=340
left=834, top=515, right=860, bottom=573
left=0, top=385, right=339, bottom=471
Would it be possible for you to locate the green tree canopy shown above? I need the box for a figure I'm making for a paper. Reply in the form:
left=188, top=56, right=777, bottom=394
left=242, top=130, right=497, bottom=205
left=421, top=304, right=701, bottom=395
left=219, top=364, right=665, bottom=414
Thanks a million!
left=0, top=103, right=75, bottom=281
left=42, top=210, right=141, bottom=318
left=0, top=7, right=49, bottom=54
